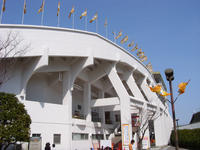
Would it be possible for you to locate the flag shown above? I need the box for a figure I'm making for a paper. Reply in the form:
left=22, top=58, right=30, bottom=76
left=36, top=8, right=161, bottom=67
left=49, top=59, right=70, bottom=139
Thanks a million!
left=131, top=43, right=138, bottom=51
left=89, top=13, right=98, bottom=23
left=104, top=17, right=108, bottom=27
left=128, top=41, right=134, bottom=47
left=115, top=31, right=122, bottom=39
left=131, top=47, right=136, bottom=51
left=137, top=51, right=144, bottom=56
left=146, top=62, right=153, bottom=72
left=120, top=35, right=128, bottom=44
left=2, top=0, right=6, bottom=12
left=159, top=90, right=171, bottom=97
left=23, top=0, right=27, bottom=14
left=80, top=9, right=87, bottom=19
left=138, top=54, right=145, bottom=59
left=57, top=1, right=60, bottom=16
left=148, top=85, right=162, bottom=93
left=141, top=56, right=147, bottom=62
left=68, top=6, right=75, bottom=18
left=38, top=0, right=45, bottom=13
left=178, top=80, right=190, bottom=95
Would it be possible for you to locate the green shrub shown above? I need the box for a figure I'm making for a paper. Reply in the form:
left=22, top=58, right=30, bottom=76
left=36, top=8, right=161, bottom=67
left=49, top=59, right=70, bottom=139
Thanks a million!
left=170, top=128, right=200, bottom=150
left=0, top=92, right=31, bottom=150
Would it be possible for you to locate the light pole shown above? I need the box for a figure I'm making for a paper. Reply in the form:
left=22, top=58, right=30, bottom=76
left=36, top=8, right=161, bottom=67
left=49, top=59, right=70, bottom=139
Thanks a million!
left=165, top=68, right=179, bottom=150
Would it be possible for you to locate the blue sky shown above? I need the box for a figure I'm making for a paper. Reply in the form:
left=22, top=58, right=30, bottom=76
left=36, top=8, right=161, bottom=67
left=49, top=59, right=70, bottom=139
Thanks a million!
left=1, top=0, right=200, bottom=125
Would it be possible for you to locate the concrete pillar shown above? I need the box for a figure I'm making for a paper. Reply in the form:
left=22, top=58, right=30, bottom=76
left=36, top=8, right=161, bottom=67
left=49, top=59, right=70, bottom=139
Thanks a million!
left=62, top=71, right=72, bottom=150
left=107, top=67, right=132, bottom=150
left=98, top=91, right=106, bottom=140
left=83, top=83, right=91, bottom=121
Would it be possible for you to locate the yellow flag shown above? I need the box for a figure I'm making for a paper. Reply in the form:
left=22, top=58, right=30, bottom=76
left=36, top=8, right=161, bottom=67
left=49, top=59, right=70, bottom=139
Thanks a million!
left=38, top=0, right=45, bottom=13
left=131, top=47, right=136, bottom=51
left=138, top=54, right=145, bottom=59
left=68, top=6, right=75, bottom=18
left=2, top=0, right=6, bottom=12
left=120, top=35, right=128, bottom=44
left=159, top=90, right=171, bottom=97
left=141, top=56, right=147, bottom=62
left=148, top=85, right=162, bottom=93
left=131, top=43, right=138, bottom=51
left=128, top=41, right=134, bottom=47
left=115, top=31, right=122, bottom=39
left=104, top=17, right=108, bottom=27
left=137, top=51, right=144, bottom=56
left=57, top=1, right=60, bottom=16
left=80, top=9, right=87, bottom=19
left=89, top=13, right=98, bottom=23
left=146, top=62, right=153, bottom=72
left=23, top=0, right=27, bottom=14
left=135, top=43, right=139, bottom=50
left=178, top=80, right=190, bottom=95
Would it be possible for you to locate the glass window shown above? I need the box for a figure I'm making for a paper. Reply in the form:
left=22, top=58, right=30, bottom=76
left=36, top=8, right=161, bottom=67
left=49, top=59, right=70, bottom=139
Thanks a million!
left=72, top=133, right=88, bottom=140
left=32, top=133, right=41, bottom=137
left=53, top=134, right=61, bottom=144
left=92, top=134, right=103, bottom=140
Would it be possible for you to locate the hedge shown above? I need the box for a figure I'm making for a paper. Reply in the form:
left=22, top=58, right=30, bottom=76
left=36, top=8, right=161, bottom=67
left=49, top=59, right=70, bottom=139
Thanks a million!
left=170, top=128, right=200, bottom=150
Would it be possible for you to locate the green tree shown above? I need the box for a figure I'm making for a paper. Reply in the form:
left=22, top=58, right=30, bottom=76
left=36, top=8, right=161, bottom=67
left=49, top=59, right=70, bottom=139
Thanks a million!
left=0, top=92, right=31, bottom=150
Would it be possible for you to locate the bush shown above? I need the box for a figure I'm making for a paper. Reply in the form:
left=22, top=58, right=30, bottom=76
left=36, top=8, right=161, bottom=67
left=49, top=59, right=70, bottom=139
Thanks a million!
left=170, top=128, right=200, bottom=150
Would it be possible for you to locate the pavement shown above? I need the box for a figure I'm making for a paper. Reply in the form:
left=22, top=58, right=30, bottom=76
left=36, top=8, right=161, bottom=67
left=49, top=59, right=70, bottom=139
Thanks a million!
left=150, top=146, right=189, bottom=150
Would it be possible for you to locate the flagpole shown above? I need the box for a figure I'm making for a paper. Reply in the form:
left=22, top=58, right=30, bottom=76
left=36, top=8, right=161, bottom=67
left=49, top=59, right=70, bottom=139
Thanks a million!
left=113, top=32, right=116, bottom=43
left=41, top=0, right=45, bottom=25
left=57, top=11, right=60, bottom=27
left=106, top=26, right=108, bottom=38
left=85, top=15, right=87, bottom=31
left=96, top=17, right=98, bottom=33
left=22, top=0, right=26, bottom=24
left=0, top=1, right=4, bottom=24
left=72, top=13, right=74, bottom=29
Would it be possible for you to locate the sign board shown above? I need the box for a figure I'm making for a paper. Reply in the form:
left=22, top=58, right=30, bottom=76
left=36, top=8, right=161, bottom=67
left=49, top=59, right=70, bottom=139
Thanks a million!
left=29, top=137, right=41, bottom=150
left=100, top=140, right=111, bottom=148
left=142, top=136, right=149, bottom=149
left=122, top=124, right=130, bottom=146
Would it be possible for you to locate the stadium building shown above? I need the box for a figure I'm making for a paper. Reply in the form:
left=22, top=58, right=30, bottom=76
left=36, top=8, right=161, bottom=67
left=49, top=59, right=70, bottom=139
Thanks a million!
left=0, top=24, right=173, bottom=150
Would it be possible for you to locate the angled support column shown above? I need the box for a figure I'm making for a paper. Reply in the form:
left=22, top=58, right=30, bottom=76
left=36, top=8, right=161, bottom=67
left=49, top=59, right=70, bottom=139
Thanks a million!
left=20, top=48, right=49, bottom=100
left=107, top=66, right=132, bottom=149
left=140, top=77, right=154, bottom=102
left=123, top=70, right=145, bottom=100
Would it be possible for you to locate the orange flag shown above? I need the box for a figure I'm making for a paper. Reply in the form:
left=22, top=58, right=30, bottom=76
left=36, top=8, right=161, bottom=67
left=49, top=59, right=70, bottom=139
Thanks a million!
left=148, top=85, right=162, bottom=93
left=2, top=0, right=6, bottom=12
left=68, top=6, right=75, bottom=18
left=23, top=0, right=27, bottom=14
left=57, top=1, right=60, bottom=16
left=178, top=80, right=190, bottom=95
left=38, top=0, right=45, bottom=13
left=89, top=13, right=98, bottom=23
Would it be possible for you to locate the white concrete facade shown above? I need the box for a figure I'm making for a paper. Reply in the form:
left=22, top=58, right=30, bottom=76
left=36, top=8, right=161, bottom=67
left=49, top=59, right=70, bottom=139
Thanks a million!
left=0, top=24, right=173, bottom=150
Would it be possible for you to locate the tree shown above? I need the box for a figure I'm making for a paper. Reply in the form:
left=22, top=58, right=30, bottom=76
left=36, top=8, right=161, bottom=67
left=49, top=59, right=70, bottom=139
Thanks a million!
left=0, top=31, right=28, bottom=86
left=135, top=105, right=161, bottom=150
left=0, top=92, right=31, bottom=150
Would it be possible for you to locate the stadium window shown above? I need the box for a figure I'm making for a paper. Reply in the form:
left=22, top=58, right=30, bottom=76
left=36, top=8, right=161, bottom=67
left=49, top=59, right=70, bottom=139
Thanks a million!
left=32, top=133, right=41, bottom=137
left=72, top=133, right=88, bottom=140
left=53, top=134, right=61, bottom=144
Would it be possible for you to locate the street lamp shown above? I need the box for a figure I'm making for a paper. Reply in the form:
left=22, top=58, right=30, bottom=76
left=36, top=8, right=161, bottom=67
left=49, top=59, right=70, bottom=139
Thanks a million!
left=165, top=68, right=179, bottom=150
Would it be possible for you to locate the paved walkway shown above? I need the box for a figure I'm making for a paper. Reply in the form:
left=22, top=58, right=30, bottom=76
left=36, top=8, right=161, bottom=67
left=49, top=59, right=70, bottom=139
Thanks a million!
left=150, top=145, right=189, bottom=150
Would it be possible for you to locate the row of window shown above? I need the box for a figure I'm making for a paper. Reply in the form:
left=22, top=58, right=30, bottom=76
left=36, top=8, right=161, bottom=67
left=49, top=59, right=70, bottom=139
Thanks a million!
left=32, top=134, right=61, bottom=144
left=32, top=133, right=105, bottom=142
